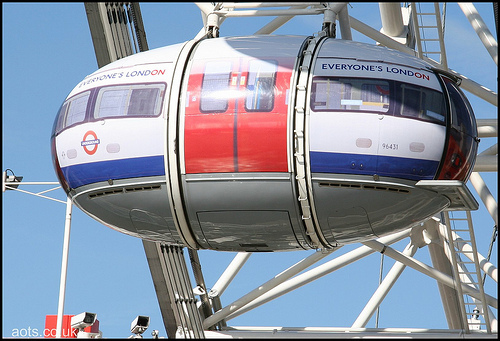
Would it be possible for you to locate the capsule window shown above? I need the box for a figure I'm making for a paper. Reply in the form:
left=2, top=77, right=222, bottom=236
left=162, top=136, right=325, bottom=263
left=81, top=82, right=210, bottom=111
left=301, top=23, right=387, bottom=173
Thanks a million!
left=399, top=84, right=446, bottom=123
left=435, top=76, right=477, bottom=181
left=128, top=88, right=161, bottom=116
left=94, top=84, right=165, bottom=118
left=360, top=82, right=390, bottom=112
left=311, top=77, right=389, bottom=113
left=311, top=76, right=446, bottom=125
left=437, top=77, right=478, bottom=181
left=54, top=91, right=90, bottom=134
left=200, top=61, right=232, bottom=113
left=311, top=78, right=352, bottom=110
left=245, top=60, right=277, bottom=112
left=442, top=77, right=476, bottom=136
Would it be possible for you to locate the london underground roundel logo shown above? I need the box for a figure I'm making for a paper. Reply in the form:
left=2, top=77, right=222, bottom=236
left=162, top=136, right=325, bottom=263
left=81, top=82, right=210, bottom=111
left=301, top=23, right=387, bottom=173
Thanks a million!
left=81, top=130, right=100, bottom=155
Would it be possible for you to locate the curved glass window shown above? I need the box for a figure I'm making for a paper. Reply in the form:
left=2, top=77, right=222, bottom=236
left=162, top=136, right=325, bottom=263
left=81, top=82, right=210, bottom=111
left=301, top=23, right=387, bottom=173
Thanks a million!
left=398, top=84, right=446, bottom=123
left=443, top=77, right=477, bottom=137
left=94, top=83, right=165, bottom=118
left=54, top=91, right=90, bottom=134
left=245, top=60, right=277, bottom=112
left=311, top=77, right=389, bottom=113
left=310, top=76, right=446, bottom=125
left=200, top=61, right=232, bottom=113
left=436, top=76, right=478, bottom=181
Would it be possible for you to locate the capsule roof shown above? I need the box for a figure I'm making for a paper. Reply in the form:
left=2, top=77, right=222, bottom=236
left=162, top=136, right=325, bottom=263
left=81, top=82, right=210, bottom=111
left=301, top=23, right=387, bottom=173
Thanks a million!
left=317, top=39, right=433, bottom=71
left=84, top=35, right=434, bottom=81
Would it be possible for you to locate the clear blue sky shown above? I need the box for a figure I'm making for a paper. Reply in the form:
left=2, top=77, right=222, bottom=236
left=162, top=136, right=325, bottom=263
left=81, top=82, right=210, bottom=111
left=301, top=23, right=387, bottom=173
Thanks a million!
left=3, top=3, right=497, bottom=338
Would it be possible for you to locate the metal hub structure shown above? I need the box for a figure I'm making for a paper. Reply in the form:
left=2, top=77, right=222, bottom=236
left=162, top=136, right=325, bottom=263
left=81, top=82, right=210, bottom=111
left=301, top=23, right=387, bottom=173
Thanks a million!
left=3, top=2, right=497, bottom=339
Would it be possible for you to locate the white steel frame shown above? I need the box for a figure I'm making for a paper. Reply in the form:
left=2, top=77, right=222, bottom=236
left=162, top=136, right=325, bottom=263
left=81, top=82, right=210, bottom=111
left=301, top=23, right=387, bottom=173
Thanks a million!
left=1, top=175, right=72, bottom=338
left=186, top=2, right=498, bottom=338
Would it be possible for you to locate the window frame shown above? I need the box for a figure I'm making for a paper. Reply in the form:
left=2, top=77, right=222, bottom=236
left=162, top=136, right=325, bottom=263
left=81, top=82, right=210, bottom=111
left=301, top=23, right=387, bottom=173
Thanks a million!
left=54, top=90, right=91, bottom=134
left=53, top=82, right=167, bottom=136
left=199, top=61, right=232, bottom=114
left=310, top=77, right=390, bottom=114
left=93, top=83, right=166, bottom=119
left=310, top=76, right=447, bottom=125
left=244, top=59, right=278, bottom=112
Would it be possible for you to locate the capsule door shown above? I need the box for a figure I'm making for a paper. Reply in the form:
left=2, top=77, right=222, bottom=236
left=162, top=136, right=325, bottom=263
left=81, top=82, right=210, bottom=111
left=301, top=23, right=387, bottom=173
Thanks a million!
left=235, top=59, right=289, bottom=172
left=184, top=59, right=235, bottom=173
left=183, top=57, right=290, bottom=174
left=180, top=44, right=309, bottom=251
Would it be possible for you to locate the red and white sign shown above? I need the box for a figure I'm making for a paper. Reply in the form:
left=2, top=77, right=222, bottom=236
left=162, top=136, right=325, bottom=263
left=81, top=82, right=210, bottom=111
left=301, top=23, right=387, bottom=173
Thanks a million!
left=81, top=131, right=100, bottom=155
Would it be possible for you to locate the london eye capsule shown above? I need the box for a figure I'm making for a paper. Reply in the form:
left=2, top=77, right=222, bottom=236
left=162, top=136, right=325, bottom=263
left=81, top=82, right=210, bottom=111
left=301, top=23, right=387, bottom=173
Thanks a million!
left=51, top=35, right=479, bottom=252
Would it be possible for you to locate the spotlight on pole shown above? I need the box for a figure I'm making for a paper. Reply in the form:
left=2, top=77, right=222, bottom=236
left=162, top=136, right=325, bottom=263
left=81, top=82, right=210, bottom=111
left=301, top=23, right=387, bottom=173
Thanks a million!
left=71, top=312, right=101, bottom=338
left=129, top=315, right=150, bottom=338
left=3, top=169, right=23, bottom=192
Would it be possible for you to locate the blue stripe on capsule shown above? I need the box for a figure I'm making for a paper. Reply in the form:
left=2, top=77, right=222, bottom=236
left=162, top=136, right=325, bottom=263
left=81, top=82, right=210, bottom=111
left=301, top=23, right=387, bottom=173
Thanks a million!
left=61, top=155, right=165, bottom=188
left=310, top=151, right=438, bottom=180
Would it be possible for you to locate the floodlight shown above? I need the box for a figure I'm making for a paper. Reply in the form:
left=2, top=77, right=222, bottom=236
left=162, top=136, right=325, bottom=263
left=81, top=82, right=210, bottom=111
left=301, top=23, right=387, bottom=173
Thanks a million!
left=130, top=315, right=149, bottom=337
left=3, top=169, right=23, bottom=191
left=71, top=312, right=97, bottom=330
